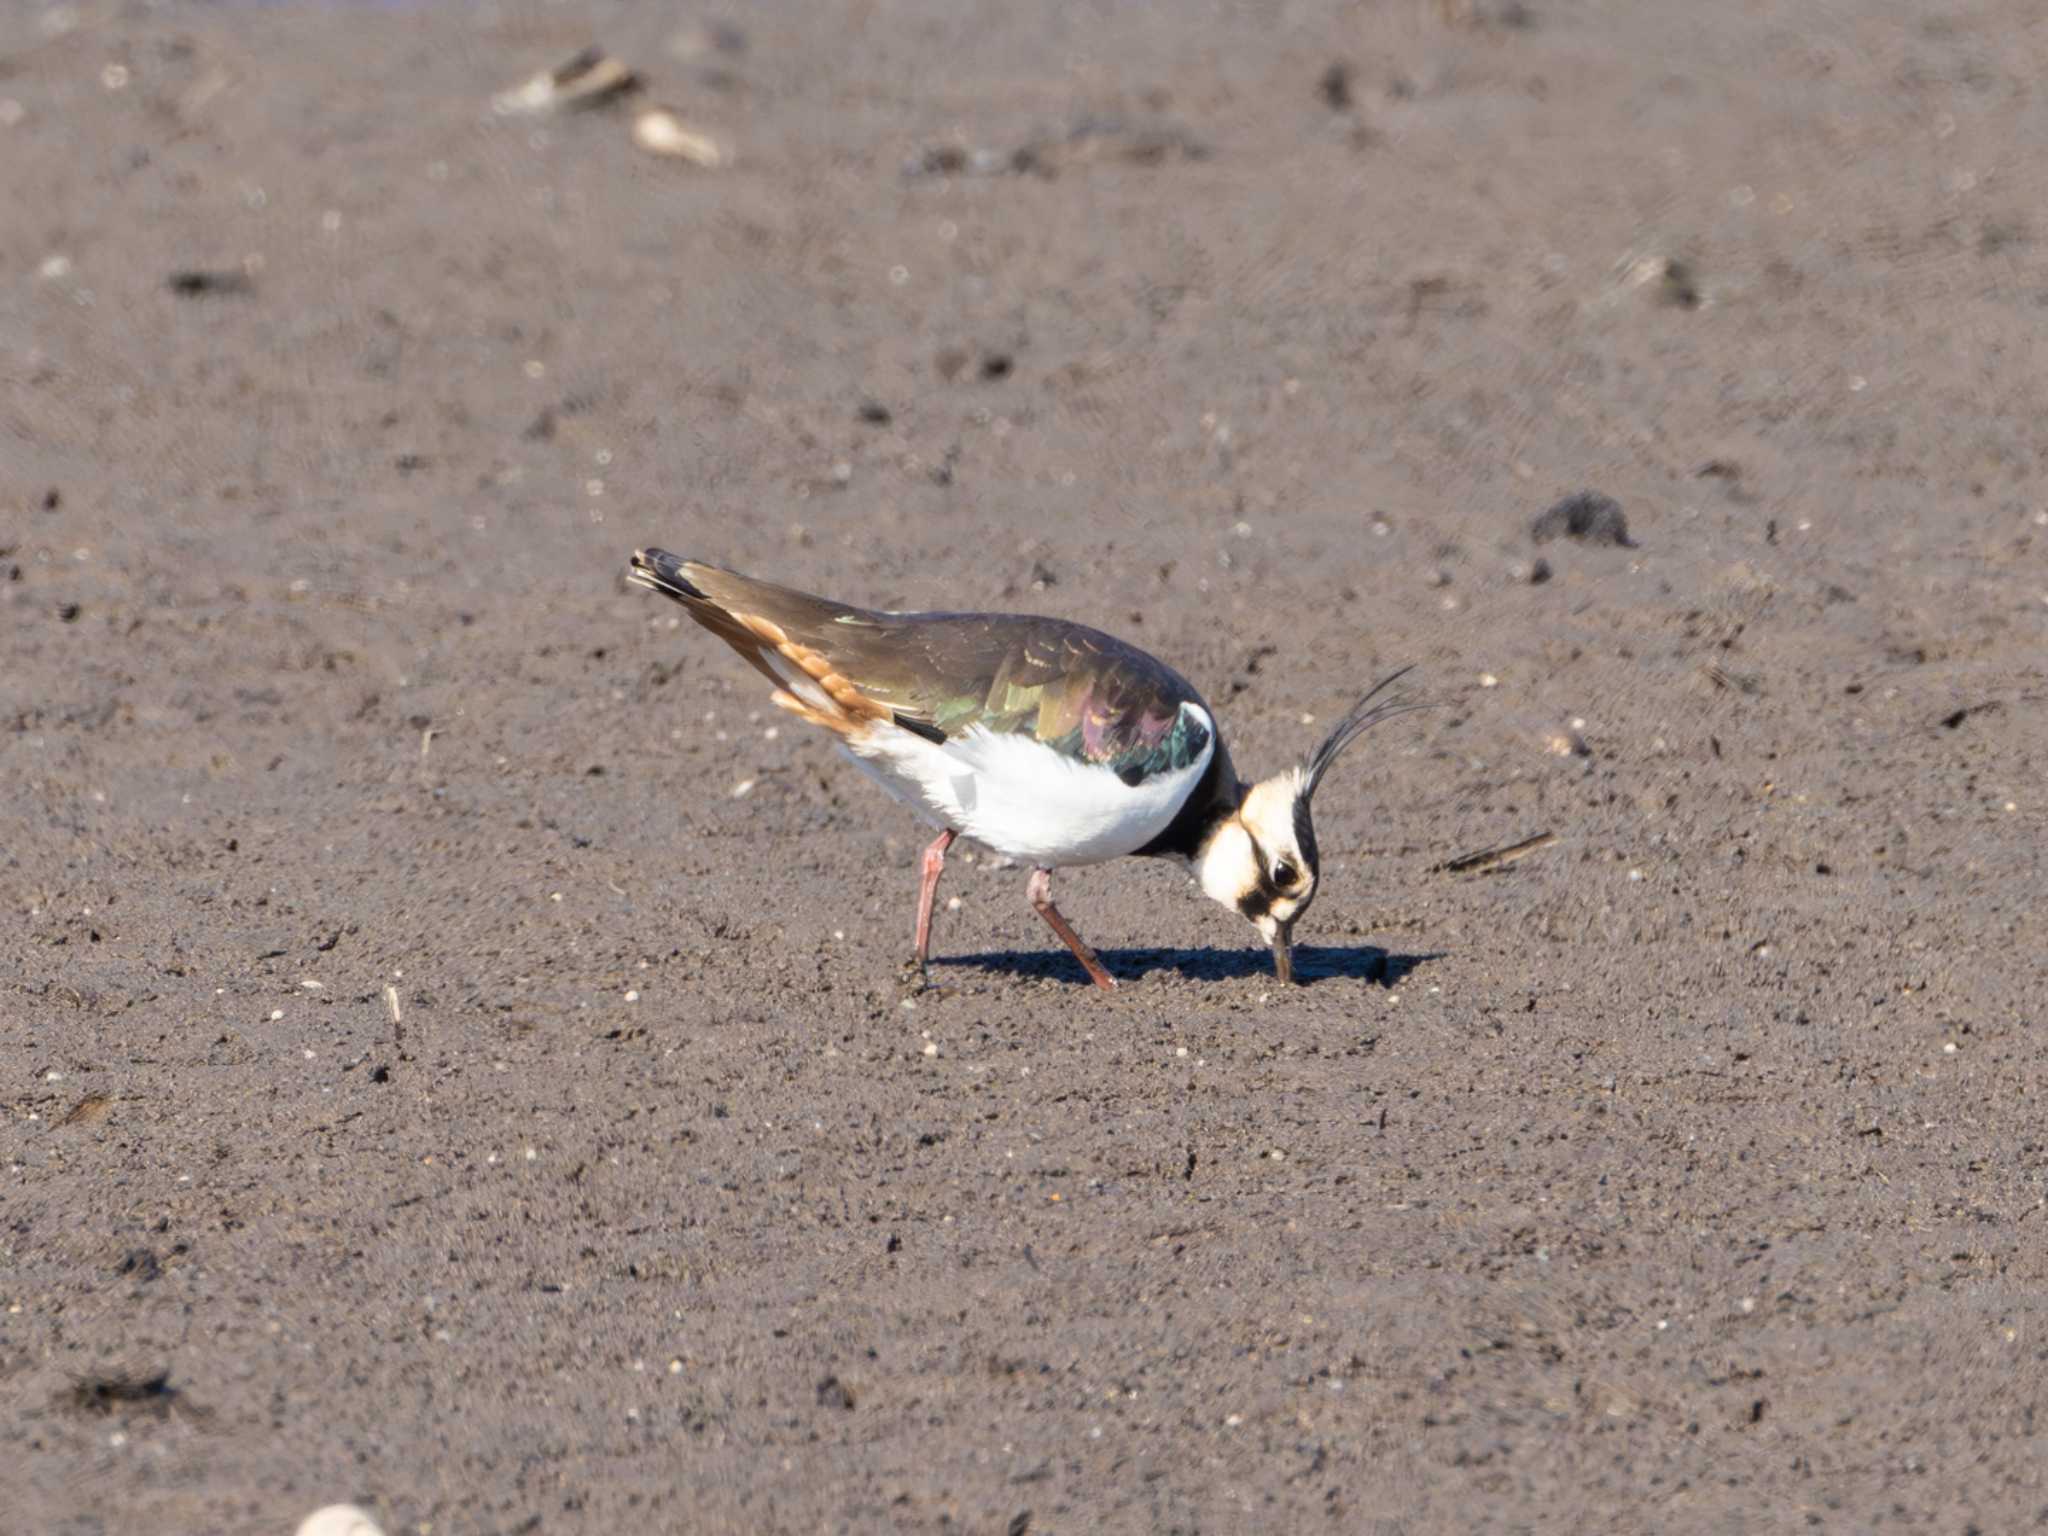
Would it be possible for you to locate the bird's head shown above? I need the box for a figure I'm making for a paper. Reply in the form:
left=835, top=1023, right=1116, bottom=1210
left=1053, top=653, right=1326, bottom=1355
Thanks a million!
left=1194, top=668, right=1425, bottom=983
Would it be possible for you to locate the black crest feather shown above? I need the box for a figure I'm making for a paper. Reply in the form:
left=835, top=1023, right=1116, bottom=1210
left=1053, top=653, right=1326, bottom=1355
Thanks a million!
left=1301, top=666, right=1432, bottom=798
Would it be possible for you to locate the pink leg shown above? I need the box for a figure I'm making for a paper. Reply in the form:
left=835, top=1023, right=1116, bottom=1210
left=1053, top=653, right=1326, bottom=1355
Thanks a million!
left=1026, top=867, right=1118, bottom=992
left=911, top=828, right=956, bottom=970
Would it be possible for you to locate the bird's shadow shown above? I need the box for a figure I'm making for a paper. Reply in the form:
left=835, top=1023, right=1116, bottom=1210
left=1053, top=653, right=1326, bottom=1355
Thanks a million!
left=932, top=944, right=1443, bottom=989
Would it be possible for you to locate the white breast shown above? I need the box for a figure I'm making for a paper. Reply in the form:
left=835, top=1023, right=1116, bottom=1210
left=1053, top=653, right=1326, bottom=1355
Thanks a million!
left=841, top=703, right=1216, bottom=867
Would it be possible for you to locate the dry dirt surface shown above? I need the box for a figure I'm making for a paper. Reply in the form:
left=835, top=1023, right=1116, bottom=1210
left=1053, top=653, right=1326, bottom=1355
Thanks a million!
left=5, top=1, right=2046, bottom=1532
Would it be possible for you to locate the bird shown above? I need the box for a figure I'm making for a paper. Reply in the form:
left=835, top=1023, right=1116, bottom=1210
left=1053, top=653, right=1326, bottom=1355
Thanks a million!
left=626, top=549, right=1426, bottom=990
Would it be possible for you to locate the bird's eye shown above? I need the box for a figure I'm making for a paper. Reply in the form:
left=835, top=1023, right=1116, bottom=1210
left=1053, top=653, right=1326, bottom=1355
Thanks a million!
left=1273, top=861, right=1300, bottom=889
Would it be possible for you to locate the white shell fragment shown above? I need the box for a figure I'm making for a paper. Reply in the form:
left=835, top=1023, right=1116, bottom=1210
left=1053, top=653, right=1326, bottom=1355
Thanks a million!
left=1543, top=726, right=1590, bottom=758
left=632, top=108, right=724, bottom=166
left=295, top=1506, right=386, bottom=1536
left=493, top=47, right=638, bottom=116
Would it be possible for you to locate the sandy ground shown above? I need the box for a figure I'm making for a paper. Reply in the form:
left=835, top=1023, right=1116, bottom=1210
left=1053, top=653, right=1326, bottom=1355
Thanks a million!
left=5, top=1, right=2047, bottom=1531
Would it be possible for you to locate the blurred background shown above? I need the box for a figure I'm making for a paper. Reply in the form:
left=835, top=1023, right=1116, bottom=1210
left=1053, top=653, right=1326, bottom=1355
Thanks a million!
left=5, top=2, right=2045, bottom=1531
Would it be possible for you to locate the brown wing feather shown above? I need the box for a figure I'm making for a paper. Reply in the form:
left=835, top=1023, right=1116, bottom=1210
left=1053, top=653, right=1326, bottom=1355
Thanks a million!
left=628, top=551, right=895, bottom=736
left=627, top=550, right=1223, bottom=782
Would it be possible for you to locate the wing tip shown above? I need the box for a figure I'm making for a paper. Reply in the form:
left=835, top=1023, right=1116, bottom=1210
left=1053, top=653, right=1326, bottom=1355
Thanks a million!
left=892, top=711, right=948, bottom=746
left=627, top=548, right=706, bottom=601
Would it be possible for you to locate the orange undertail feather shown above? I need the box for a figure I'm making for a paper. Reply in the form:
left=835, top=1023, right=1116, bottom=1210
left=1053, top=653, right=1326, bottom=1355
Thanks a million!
left=630, top=549, right=899, bottom=742
left=713, top=608, right=892, bottom=739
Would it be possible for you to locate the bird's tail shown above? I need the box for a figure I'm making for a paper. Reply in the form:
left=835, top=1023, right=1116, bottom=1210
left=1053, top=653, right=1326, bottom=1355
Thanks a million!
left=625, top=548, right=891, bottom=736
left=626, top=547, right=707, bottom=603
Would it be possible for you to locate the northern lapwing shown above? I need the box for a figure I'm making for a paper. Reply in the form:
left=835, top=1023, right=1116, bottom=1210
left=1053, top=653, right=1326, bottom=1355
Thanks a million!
left=627, top=549, right=1425, bottom=990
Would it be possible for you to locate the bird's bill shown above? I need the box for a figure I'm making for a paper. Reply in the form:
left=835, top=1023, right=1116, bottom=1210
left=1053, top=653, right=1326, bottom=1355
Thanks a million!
left=1271, top=922, right=1296, bottom=985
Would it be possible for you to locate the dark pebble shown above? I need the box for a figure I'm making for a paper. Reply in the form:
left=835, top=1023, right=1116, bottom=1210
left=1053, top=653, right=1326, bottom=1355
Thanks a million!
left=910, top=144, right=969, bottom=177
left=1531, top=491, right=1633, bottom=548
left=166, top=269, right=254, bottom=297
left=67, top=1370, right=175, bottom=1416
left=1659, top=259, right=1702, bottom=309
left=1319, top=62, right=1352, bottom=111
left=816, top=1375, right=856, bottom=1410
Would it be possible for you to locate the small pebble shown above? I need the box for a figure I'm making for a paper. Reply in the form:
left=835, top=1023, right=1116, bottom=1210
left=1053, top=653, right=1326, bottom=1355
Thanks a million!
left=1544, top=726, right=1591, bottom=758
left=632, top=108, right=723, bottom=166
left=1318, top=61, right=1352, bottom=111
left=1531, top=491, right=1634, bottom=548
left=493, top=49, right=637, bottom=117
left=296, top=1508, right=386, bottom=1536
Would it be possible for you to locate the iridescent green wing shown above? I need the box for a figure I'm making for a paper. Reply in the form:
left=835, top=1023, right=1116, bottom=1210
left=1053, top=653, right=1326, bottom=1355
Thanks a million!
left=888, top=613, right=1217, bottom=785
left=666, top=559, right=1216, bottom=785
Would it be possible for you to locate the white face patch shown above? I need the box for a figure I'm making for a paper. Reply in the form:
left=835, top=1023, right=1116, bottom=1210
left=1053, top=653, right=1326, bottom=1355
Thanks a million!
left=1196, top=769, right=1319, bottom=928
left=1237, top=768, right=1305, bottom=841
left=1239, top=774, right=1316, bottom=896
left=1196, top=819, right=1260, bottom=911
